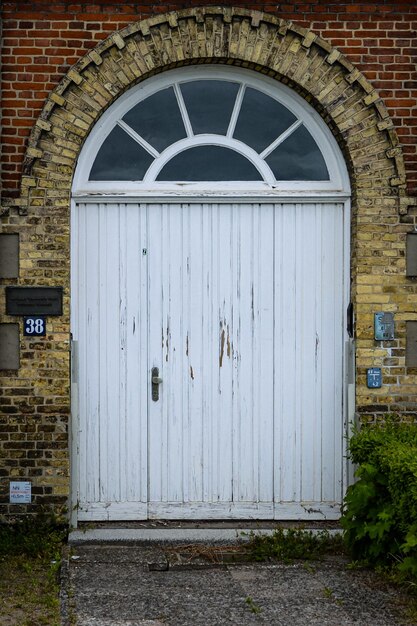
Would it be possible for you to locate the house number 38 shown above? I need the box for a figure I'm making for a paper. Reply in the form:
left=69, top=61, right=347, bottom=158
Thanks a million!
left=24, top=317, right=46, bottom=336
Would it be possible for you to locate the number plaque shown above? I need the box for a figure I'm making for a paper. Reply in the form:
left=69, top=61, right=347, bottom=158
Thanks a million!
left=24, top=316, right=46, bottom=336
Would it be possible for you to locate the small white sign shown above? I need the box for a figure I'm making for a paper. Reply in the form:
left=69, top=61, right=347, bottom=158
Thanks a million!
left=10, top=481, right=32, bottom=504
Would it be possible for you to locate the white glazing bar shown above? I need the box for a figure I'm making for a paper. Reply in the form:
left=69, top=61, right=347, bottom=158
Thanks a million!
left=117, top=120, right=160, bottom=158
left=174, top=83, right=194, bottom=138
left=260, top=119, right=303, bottom=159
left=227, top=83, right=245, bottom=138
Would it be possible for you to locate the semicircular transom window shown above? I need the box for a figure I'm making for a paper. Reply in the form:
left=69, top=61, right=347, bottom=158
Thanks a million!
left=88, top=76, right=331, bottom=184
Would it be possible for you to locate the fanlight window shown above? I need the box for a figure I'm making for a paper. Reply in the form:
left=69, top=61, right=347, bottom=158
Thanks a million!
left=89, top=78, right=330, bottom=184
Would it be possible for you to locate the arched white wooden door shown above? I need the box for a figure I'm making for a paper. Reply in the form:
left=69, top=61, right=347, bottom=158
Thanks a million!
left=71, top=67, right=351, bottom=521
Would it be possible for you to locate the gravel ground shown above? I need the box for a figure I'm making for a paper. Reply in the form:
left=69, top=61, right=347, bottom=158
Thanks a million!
left=64, top=544, right=413, bottom=626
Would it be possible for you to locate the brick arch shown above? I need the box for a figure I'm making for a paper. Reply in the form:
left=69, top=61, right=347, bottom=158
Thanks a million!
left=19, top=6, right=409, bottom=216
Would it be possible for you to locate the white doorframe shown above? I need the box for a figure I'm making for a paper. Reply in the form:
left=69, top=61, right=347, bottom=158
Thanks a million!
left=70, top=195, right=352, bottom=525
left=70, top=64, right=352, bottom=525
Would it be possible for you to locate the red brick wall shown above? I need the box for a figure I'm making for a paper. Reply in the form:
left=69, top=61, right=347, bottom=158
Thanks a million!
left=1, top=0, right=416, bottom=199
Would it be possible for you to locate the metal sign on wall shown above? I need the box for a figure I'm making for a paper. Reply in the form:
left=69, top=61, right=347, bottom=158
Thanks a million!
left=374, top=312, right=394, bottom=341
left=9, top=481, right=32, bottom=504
left=6, top=287, right=63, bottom=316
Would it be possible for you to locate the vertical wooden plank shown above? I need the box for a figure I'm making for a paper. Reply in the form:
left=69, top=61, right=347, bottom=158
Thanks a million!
left=232, top=201, right=248, bottom=502
left=147, top=203, right=164, bottom=503
left=139, top=204, right=149, bottom=508
left=320, top=203, right=344, bottom=502
left=165, top=202, right=184, bottom=502
left=102, top=203, right=121, bottom=503
left=276, top=203, right=298, bottom=506
left=201, top=202, right=213, bottom=503
left=231, top=202, right=240, bottom=503
left=255, top=203, right=274, bottom=505
left=181, top=203, right=190, bottom=504
left=187, top=201, right=205, bottom=502
left=312, top=202, right=323, bottom=503
left=207, top=202, right=219, bottom=503
left=234, top=201, right=275, bottom=504
left=118, top=203, right=128, bottom=503
left=75, top=203, right=88, bottom=507
left=334, top=204, right=345, bottom=503
left=124, top=203, right=147, bottom=505
left=217, top=202, right=234, bottom=503
left=85, top=203, right=100, bottom=505
left=299, top=202, right=319, bottom=503
left=273, top=202, right=282, bottom=508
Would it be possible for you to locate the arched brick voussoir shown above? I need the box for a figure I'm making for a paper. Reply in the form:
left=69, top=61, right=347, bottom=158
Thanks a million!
left=21, top=6, right=410, bottom=215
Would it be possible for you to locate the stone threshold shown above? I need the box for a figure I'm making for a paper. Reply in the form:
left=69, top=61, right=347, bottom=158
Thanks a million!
left=69, top=524, right=342, bottom=545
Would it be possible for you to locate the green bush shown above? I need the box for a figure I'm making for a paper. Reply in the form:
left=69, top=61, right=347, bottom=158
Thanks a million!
left=342, top=418, right=417, bottom=579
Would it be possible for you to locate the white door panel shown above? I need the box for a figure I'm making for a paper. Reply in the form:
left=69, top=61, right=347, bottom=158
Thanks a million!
left=72, top=200, right=346, bottom=520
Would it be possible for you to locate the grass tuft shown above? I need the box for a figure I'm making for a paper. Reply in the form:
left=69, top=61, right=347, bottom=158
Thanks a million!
left=245, top=528, right=344, bottom=562
left=0, top=513, right=67, bottom=626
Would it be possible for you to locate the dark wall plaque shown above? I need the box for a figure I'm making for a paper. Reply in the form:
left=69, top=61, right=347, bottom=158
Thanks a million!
left=406, top=233, right=417, bottom=277
left=406, top=321, right=417, bottom=367
left=0, top=234, right=19, bottom=278
left=6, top=287, right=63, bottom=316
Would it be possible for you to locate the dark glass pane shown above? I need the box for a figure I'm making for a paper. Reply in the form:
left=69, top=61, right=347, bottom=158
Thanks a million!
left=122, top=87, right=186, bottom=152
left=89, top=125, right=154, bottom=180
left=265, top=125, right=329, bottom=180
left=180, top=80, right=239, bottom=135
left=234, top=87, right=297, bottom=153
left=156, top=146, right=263, bottom=181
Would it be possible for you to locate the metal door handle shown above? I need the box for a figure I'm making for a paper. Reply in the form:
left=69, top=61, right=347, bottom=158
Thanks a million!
left=151, top=367, right=162, bottom=401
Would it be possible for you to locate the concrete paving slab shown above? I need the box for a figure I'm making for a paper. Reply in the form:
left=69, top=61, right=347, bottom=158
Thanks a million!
left=64, top=544, right=413, bottom=626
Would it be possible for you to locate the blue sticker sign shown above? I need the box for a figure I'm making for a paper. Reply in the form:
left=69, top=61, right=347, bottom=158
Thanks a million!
left=367, top=367, right=382, bottom=389
left=24, top=316, right=46, bottom=336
